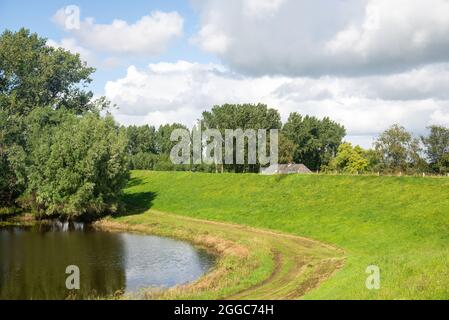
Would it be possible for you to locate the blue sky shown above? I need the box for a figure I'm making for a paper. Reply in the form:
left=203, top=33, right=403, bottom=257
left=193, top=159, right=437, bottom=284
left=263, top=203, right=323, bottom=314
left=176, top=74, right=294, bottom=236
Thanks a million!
left=0, top=0, right=216, bottom=93
left=1, top=0, right=449, bottom=148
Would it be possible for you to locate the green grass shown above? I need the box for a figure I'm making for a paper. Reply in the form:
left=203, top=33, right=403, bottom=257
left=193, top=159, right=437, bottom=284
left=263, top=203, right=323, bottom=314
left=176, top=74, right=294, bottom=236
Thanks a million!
left=101, top=210, right=342, bottom=300
left=124, top=170, right=449, bottom=299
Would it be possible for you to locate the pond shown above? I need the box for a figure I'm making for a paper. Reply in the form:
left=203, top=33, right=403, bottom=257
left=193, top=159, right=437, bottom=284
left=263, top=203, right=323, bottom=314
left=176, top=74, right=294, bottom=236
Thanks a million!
left=0, top=222, right=215, bottom=299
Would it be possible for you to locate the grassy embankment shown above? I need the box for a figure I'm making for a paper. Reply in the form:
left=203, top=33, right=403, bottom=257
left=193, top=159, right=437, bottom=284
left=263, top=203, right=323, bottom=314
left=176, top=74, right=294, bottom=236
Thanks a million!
left=106, top=170, right=449, bottom=299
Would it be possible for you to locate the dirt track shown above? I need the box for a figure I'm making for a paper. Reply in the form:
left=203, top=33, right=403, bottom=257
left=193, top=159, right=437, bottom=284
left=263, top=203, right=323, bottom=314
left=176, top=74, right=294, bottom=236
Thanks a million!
left=96, top=210, right=346, bottom=300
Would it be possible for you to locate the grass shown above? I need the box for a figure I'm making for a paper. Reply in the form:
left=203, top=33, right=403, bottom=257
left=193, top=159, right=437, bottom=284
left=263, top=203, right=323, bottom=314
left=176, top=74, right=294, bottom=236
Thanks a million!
left=116, top=170, right=449, bottom=299
left=97, top=211, right=343, bottom=300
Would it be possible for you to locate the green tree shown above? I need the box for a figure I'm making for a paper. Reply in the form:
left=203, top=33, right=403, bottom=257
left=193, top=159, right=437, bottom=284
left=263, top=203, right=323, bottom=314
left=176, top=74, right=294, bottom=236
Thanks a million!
left=278, top=134, right=297, bottom=164
left=126, top=125, right=157, bottom=155
left=125, top=125, right=159, bottom=170
left=327, top=142, right=369, bottom=174
left=0, top=28, right=104, bottom=207
left=422, top=125, right=449, bottom=174
left=202, top=103, right=281, bottom=132
left=25, top=108, right=129, bottom=220
left=156, top=123, right=188, bottom=155
left=129, top=152, right=159, bottom=170
left=282, top=113, right=346, bottom=171
left=0, top=28, right=96, bottom=116
left=0, top=111, right=26, bottom=206
left=365, top=149, right=382, bottom=173
left=374, top=124, right=424, bottom=173
left=201, top=103, right=282, bottom=172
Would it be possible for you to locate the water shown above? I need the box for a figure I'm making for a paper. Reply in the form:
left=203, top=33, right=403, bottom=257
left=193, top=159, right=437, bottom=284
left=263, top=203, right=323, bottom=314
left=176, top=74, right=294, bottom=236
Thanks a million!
left=0, top=222, right=214, bottom=299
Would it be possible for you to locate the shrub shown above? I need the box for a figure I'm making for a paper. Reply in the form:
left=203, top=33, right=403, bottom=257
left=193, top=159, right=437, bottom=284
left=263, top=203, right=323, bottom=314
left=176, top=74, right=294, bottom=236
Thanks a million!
left=25, top=110, right=129, bottom=220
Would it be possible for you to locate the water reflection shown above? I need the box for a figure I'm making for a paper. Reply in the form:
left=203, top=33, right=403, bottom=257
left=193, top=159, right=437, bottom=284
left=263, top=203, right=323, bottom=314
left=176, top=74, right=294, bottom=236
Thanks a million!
left=0, top=222, right=214, bottom=300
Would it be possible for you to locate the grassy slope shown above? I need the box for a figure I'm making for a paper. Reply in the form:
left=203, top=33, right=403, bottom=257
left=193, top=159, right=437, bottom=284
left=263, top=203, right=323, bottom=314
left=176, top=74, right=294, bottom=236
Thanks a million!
left=125, top=170, right=449, bottom=299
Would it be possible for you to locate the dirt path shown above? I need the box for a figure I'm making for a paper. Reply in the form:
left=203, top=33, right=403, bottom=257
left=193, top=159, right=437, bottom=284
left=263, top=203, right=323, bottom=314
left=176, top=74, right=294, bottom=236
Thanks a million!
left=96, top=210, right=346, bottom=300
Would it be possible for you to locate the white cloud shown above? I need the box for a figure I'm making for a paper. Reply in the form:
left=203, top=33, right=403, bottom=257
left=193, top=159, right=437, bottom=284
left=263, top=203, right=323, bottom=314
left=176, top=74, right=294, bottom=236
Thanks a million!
left=429, top=107, right=449, bottom=127
left=243, top=0, right=286, bottom=18
left=53, top=7, right=183, bottom=55
left=105, top=61, right=449, bottom=148
left=47, top=38, right=123, bottom=69
left=47, top=38, right=95, bottom=65
left=192, top=0, right=449, bottom=76
left=192, top=24, right=230, bottom=54
left=325, top=0, right=449, bottom=72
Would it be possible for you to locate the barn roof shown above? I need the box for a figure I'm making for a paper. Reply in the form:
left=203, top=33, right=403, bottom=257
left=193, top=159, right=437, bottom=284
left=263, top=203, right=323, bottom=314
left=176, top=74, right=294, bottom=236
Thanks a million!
left=260, top=164, right=313, bottom=175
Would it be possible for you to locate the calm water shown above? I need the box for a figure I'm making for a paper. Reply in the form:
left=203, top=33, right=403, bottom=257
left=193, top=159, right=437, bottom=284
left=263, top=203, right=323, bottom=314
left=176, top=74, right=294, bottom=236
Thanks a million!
left=0, top=222, right=214, bottom=299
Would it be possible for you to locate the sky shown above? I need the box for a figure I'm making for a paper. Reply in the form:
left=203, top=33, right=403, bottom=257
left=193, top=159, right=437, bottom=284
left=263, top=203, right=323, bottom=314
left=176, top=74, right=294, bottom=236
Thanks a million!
left=2, top=0, right=449, bottom=148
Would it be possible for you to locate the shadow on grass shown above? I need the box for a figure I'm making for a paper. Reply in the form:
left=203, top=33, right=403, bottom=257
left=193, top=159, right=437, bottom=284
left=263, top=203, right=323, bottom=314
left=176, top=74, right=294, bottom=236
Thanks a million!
left=117, top=191, right=158, bottom=217
left=126, top=176, right=148, bottom=188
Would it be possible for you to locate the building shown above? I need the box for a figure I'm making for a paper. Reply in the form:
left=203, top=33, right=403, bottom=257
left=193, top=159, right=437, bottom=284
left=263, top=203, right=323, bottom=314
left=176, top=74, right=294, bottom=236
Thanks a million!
left=260, top=163, right=313, bottom=175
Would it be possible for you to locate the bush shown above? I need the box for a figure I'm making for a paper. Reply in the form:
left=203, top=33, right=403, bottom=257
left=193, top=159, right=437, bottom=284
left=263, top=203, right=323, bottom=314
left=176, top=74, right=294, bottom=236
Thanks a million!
left=0, top=111, right=27, bottom=207
left=25, top=110, right=129, bottom=220
left=129, top=152, right=158, bottom=170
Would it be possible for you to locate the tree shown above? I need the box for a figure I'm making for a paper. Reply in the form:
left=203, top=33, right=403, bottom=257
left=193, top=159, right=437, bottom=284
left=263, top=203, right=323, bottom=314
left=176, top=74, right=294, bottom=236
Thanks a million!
left=126, top=125, right=157, bottom=155
left=282, top=113, right=346, bottom=171
left=278, top=134, right=297, bottom=164
left=374, top=124, right=424, bottom=173
left=326, top=142, right=369, bottom=174
left=365, top=149, right=382, bottom=173
left=0, top=111, right=26, bottom=206
left=0, top=28, right=96, bottom=116
left=201, top=103, right=282, bottom=172
left=0, top=28, right=102, bottom=207
left=156, top=123, right=188, bottom=155
left=25, top=109, right=129, bottom=220
left=202, top=103, right=282, bottom=132
left=422, top=125, right=449, bottom=174
left=129, top=152, right=160, bottom=170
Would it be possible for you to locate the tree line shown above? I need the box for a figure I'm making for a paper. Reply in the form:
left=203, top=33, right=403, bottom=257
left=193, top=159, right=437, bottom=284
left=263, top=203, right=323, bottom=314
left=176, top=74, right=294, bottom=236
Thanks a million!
left=325, top=124, right=449, bottom=175
left=126, top=108, right=449, bottom=176
left=1, top=29, right=448, bottom=220
left=125, top=104, right=346, bottom=173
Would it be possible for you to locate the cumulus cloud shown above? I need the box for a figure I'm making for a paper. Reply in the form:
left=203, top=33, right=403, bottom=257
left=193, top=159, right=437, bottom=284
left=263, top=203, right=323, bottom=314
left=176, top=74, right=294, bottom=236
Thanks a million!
left=47, top=38, right=124, bottom=69
left=105, top=61, right=286, bottom=117
left=52, top=7, right=183, bottom=55
left=47, top=38, right=95, bottom=65
left=105, top=61, right=449, bottom=147
left=192, top=0, right=449, bottom=76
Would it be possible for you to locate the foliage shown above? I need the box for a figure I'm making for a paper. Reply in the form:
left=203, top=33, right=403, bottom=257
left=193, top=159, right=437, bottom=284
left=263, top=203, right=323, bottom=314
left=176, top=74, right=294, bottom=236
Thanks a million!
left=326, top=142, right=369, bottom=173
left=278, top=133, right=297, bottom=164
left=201, top=103, right=282, bottom=172
left=0, top=28, right=117, bottom=212
left=422, top=125, right=449, bottom=174
left=126, top=125, right=157, bottom=155
left=129, top=152, right=158, bottom=170
left=155, top=123, right=188, bottom=154
left=0, top=111, right=27, bottom=206
left=374, top=124, right=425, bottom=173
left=24, top=109, right=129, bottom=219
left=202, top=103, right=282, bottom=131
left=282, top=113, right=346, bottom=171
left=0, top=28, right=96, bottom=116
